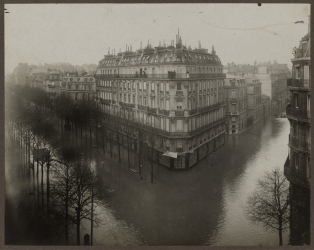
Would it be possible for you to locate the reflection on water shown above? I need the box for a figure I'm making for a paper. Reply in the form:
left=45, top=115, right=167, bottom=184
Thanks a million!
left=89, top=116, right=290, bottom=246
left=5, top=116, right=290, bottom=246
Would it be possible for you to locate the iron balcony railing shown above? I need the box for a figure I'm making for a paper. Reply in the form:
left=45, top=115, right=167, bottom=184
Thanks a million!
left=188, top=117, right=227, bottom=137
left=197, top=101, right=225, bottom=114
left=159, top=109, right=170, bottom=116
left=286, top=106, right=310, bottom=121
left=102, top=111, right=226, bottom=138
left=95, top=73, right=226, bottom=80
left=284, top=156, right=310, bottom=188
left=292, top=79, right=311, bottom=89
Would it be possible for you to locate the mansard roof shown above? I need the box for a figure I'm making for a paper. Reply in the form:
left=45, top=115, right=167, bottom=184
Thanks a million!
left=98, top=47, right=222, bottom=68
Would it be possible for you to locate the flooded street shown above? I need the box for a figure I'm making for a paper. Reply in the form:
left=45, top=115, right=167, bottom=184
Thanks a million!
left=86, top=115, right=290, bottom=246
left=5, top=115, right=290, bottom=246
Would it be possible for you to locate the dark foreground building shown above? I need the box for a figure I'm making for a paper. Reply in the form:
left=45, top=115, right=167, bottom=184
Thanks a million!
left=284, top=17, right=310, bottom=245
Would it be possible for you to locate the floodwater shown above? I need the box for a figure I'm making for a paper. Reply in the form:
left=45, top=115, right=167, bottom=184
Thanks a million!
left=5, top=115, right=290, bottom=246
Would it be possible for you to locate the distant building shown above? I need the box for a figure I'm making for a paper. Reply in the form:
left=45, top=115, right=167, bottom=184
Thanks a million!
left=95, top=30, right=226, bottom=170
left=284, top=16, right=310, bottom=245
left=226, top=61, right=289, bottom=116
left=61, top=74, right=96, bottom=101
left=224, top=78, right=247, bottom=134
left=246, top=77, right=263, bottom=125
left=261, top=94, right=271, bottom=117
left=45, top=70, right=63, bottom=98
left=13, top=63, right=30, bottom=85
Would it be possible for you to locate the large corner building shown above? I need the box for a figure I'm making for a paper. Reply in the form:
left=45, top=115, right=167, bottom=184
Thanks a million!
left=95, top=31, right=226, bottom=170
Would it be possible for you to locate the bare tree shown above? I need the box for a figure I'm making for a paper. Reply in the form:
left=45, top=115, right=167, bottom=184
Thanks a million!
left=246, top=167, right=290, bottom=246
left=50, top=145, right=81, bottom=245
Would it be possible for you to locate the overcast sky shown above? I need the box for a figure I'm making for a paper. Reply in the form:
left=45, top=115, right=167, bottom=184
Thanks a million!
left=5, top=3, right=310, bottom=74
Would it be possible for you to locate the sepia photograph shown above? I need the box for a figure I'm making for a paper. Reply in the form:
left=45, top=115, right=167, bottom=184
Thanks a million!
left=4, top=3, right=311, bottom=247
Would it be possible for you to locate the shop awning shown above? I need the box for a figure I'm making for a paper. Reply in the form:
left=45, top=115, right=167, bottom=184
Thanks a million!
left=162, top=151, right=178, bottom=158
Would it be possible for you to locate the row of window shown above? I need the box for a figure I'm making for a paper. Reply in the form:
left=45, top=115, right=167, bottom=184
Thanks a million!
left=64, top=77, right=94, bottom=82
left=293, top=93, right=310, bottom=111
left=98, top=66, right=223, bottom=75
left=101, top=104, right=224, bottom=133
left=289, top=149, right=311, bottom=179
left=98, top=80, right=224, bottom=93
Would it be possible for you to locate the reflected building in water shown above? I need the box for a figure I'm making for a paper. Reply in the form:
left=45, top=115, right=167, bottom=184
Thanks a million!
left=284, top=16, right=311, bottom=245
left=95, top=30, right=226, bottom=170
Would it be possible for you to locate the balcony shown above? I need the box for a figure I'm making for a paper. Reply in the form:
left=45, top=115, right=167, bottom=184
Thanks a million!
left=292, top=79, right=311, bottom=89
left=159, top=109, right=170, bottom=116
left=174, top=110, right=185, bottom=116
left=286, top=105, right=310, bottom=121
left=188, top=117, right=227, bottom=136
left=284, top=156, right=310, bottom=188
left=289, top=136, right=311, bottom=153
left=188, top=73, right=226, bottom=79
left=189, top=109, right=197, bottom=115
left=138, top=104, right=147, bottom=111
left=119, top=101, right=135, bottom=109
left=95, top=73, right=226, bottom=80
left=147, top=107, right=157, bottom=114
left=198, top=101, right=225, bottom=113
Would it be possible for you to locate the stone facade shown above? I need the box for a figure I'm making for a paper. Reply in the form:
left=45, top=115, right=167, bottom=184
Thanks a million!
left=61, top=74, right=96, bottom=101
left=284, top=18, right=310, bottom=245
left=95, top=32, right=226, bottom=170
left=224, top=78, right=247, bottom=134
left=246, top=77, right=263, bottom=125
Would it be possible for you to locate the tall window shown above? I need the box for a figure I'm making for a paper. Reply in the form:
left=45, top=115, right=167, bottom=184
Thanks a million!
left=177, top=83, right=181, bottom=90
left=166, top=83, right=169, bottom=92
left=294, top=152, right=299, bottom=172
left=294, top=94, right=299, bottom=108
left=295, top=66, right=300, bottom=78
left=307, top=157, right=311, bottom=179
left=177, top=101, right=182, bottom=110
left=176, top=120, right=183, bottom=131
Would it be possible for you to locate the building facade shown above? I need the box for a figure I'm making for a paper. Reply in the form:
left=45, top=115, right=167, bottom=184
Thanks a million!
left=61, top=74, right=96, bottom=101
left=224, top=78, right=247, bottom=134
left=261, top=94, right=271, bottom=117
left=246, top=77, right=263, bottom=125
left=95, top=32, right=226, bottom=170
left=284, top=20, right=311, bottom=245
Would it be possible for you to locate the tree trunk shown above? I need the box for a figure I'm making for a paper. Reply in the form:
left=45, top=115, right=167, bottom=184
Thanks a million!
left=110, top=132, right=113, bottom=158
left=81, top=125, right=83, bottom=148
left=41, top=162, right=44, bottom=210
left=46, top=160, right=50, bottom=220
left=118, top=132, right=121, bottom=163
left=102, top=135, right=105, bottom=154
left=91, top=188, right=94, bottom=246
left=89, top=126, right=92, bottom=146
left=37, top=160, right=39, bottom=207
left=65, top=167, right=69, bottom=245
left=151, top=151, right=154, bottom=183
left=279, top=216, right=283, bottom=246
left=75, top=123, right=77, bottom=136
left=128, top=137, right=130, bottom=169
left=76, top=209, right=80, bottom=246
